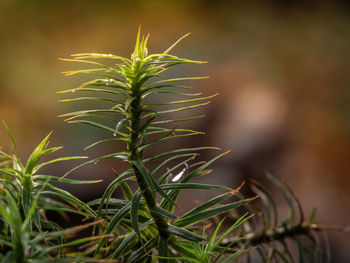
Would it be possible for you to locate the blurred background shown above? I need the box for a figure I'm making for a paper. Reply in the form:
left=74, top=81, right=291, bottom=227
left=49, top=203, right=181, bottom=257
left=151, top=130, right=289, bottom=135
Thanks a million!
left=0, top=0, right=349, bottom=261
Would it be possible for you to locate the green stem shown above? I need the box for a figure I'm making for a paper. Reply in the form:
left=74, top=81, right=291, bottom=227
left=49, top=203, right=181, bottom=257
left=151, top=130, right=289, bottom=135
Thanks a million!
left=128, top=78, right=169, bottom=259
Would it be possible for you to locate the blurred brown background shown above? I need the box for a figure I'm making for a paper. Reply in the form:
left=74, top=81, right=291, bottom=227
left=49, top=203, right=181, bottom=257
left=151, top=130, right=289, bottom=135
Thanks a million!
left=0, top=0, right=349, bottom=261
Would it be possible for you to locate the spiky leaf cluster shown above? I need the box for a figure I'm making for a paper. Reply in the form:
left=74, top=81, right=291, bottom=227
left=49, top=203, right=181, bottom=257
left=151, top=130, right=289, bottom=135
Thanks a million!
left=58, top=29, right=257, bottom=262
left=0, top=126, right=102, bottom=262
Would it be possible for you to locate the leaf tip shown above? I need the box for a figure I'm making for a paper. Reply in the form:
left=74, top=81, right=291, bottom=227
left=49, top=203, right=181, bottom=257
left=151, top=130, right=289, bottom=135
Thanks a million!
left=223, top=149, right=231, bottom=155
left=58, top=174, right=68, bottom=181
left=57, top=89, right=76, bottom=94
left=199, top=169, right=213, bottom=176
left=251, top=195, right=260, bottom=201
left=64, top=117, right=75, bottom=122
left=231, top=181, right=246, bottom=195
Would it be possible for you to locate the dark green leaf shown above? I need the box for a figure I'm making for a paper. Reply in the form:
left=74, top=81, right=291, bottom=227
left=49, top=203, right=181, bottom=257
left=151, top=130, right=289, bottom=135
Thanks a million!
left=167, top=224, right=203, bottom=242
left=175, top=197, right=257, bottom=227
left=131, top=190, right=144, bottom=242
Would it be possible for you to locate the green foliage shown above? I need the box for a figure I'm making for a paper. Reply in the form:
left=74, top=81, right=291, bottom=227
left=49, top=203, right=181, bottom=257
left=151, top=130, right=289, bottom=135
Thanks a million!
left=218, top=173, right=330, bottom=262
left=0, top=28, right=331, bottom=262
left=0, top=126, right=103, bottom=262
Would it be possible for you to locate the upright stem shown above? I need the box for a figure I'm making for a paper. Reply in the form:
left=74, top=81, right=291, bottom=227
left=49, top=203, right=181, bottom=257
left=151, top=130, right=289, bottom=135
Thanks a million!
left=128, top=76, right=169, bottom=259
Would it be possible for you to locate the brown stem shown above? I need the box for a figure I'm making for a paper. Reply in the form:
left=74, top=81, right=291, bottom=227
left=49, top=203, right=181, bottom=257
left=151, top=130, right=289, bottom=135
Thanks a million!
left=220, top=223, right=321, bottom=248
